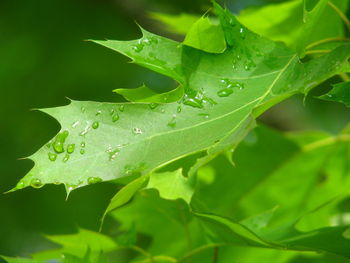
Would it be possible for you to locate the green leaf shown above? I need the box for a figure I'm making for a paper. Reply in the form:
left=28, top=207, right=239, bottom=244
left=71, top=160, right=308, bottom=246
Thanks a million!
left=319, top=82, right=350, bottom=107
left=31, top=229, right=117, bottom=262
left=111, top=190, right=206, bottom=259
left=238, top=0, right=303, bottom=47
left=103, top=174, right=148, bottom=218
left=15, top=2, right=350, bottom=193
left=183, top=16, right=226, bottom=54
left=146, top=169, right=194, bottom=203
left=114, top=84, right=183, bottom=103
left=195, top=210, right=350, bottom=257
left=148, top=12, right=199, bottom=35
left=192, top=125, right=350, bottom=258
left=298, top=0, right=348, bottom=55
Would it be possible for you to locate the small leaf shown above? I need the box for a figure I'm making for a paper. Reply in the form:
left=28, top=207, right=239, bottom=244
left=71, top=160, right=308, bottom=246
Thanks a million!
left=148, top=12, right=199, bottom=35
left=32, top=229, right=117, bottom=262
left=146, top=169, right=194, bottom=203
left=114, top=84, right=183, bottom=103
left=318, top=82, right=350, bottom=107
left=103, top=175, right=148, bottom=217
left=183, top=16, right=226, bottom=54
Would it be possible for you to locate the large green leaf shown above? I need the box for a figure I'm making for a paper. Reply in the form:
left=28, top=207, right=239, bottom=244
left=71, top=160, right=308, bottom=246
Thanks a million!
left=14, top=2, right=350, bottom=193
left=319, top=82, right=350, bottom=107
left=183, top=16, right=226, bottom=54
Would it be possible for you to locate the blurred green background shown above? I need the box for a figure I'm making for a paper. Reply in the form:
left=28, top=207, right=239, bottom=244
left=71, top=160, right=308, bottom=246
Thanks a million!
left=1, top=0, right=350, bottom=258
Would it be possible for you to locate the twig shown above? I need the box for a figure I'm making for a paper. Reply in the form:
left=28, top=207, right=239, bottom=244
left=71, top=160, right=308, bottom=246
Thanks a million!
left=328, top=1, right=350, bottom=32
left=306, top=37, right=350, bottom=50
left=304, top=49, right=331, bottom=55
left=213, top=247, right=219, bottom=263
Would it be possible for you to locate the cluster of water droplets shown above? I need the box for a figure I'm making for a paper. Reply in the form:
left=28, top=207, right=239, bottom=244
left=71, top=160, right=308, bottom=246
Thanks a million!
left=217, top=79, right=245, bottom=97
left=132, top=37, right=158, bottom=53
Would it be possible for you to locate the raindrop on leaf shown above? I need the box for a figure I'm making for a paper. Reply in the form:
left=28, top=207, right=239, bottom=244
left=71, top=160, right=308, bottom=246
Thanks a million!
left=92, top=121, right=99, bottom=129
left=16, top=180, right=25, bottom=189
left=217, top=88, right=234, bottom=97
left=53, top=130, right=69, bottom=153
left=63, top=154, right=70, bottom=163
left=48, top=152, right=57, bottom=161
left=88, top=177, right=102, bottom=185
left=112, top=114, right=120, bottom=122
left=67, top=144, right=75, bottom=154
left=30, top=178, right=43, bottom=188
left=132, top=127, right=143, bottom=135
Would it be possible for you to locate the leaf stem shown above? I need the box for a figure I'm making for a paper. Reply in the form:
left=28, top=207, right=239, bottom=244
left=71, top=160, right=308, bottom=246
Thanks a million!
left=304, top=49, right=331, bottom=55
left=178, top=243, right=227, bottom=262
left=306, top=37, right=350, bottom=50
left=339, top=73, right=350, bottom=82
left=213, top=247, right=219, bottom=263
left=303, top=134, right=350, bottom=152
left=137, top=255, right=178, bottom=263
left=328, top=1, right=350, bottom=32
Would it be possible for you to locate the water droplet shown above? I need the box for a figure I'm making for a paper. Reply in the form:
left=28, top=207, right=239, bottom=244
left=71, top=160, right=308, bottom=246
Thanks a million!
left=66, top=184, right=76, bottom=192
left=30, top=178, right=43, bottom=188
left=217, top=88, right=234, bottom=97
left=67, top=144, right=75, bottom=154
left=221, top=79, right=245, bottom=90
left=132, top=43, right=143, bottom=52
left=80, top=149, right=85, bottom=154
left=79, top=125, right=90, bottom=136
left=112, top=114, right=120, bottom=122
left=229, top=17, right=235, bottom=26
left=63, top=154, right=70, bottom=162
left=16, top=180, right=25, bottom=189
left=149, top=103, right=158, bottom=109
left=119, top=105, right=125, bottom=112
left=177, top=106, right=182, bottom=113
left=132, top=127, right=143, bottom=135
left=124, top=165, right=135, bottom=176
left=183, top=94, right=203, bottom=108
left=232, top=60, right=237, bottom=70
left=167, top=117, right=176, bottom=128
left=96, top=110, right=102, bottom=116
left=244, top=60, right=256, bottom=71
left=88, top=177, right=102, bottom=185
left=198, top=113, right=209, bottom=119
left=71, top=121, right=80, bottom=128
left=48, top=152, right=57, bottom=161
left=53, top=130, right=69, bottom=153
left=92, top=121, right=99, bottom=129
left=142, top=38, right=150, bottom=45
left=161, top=109, right=165, bottom=113
left=81, top=142, right=86, bottom=147
left=150, top=37, right=158, bottom=44
left=81, top=106, right=85, bottom=113
left=239, top=27, right=246, bottom=39
left=46, top=142, right=52, bottom=149
left=110, top=109, right=115, bottom=115
left=108, top=148, right=120, bottom=161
